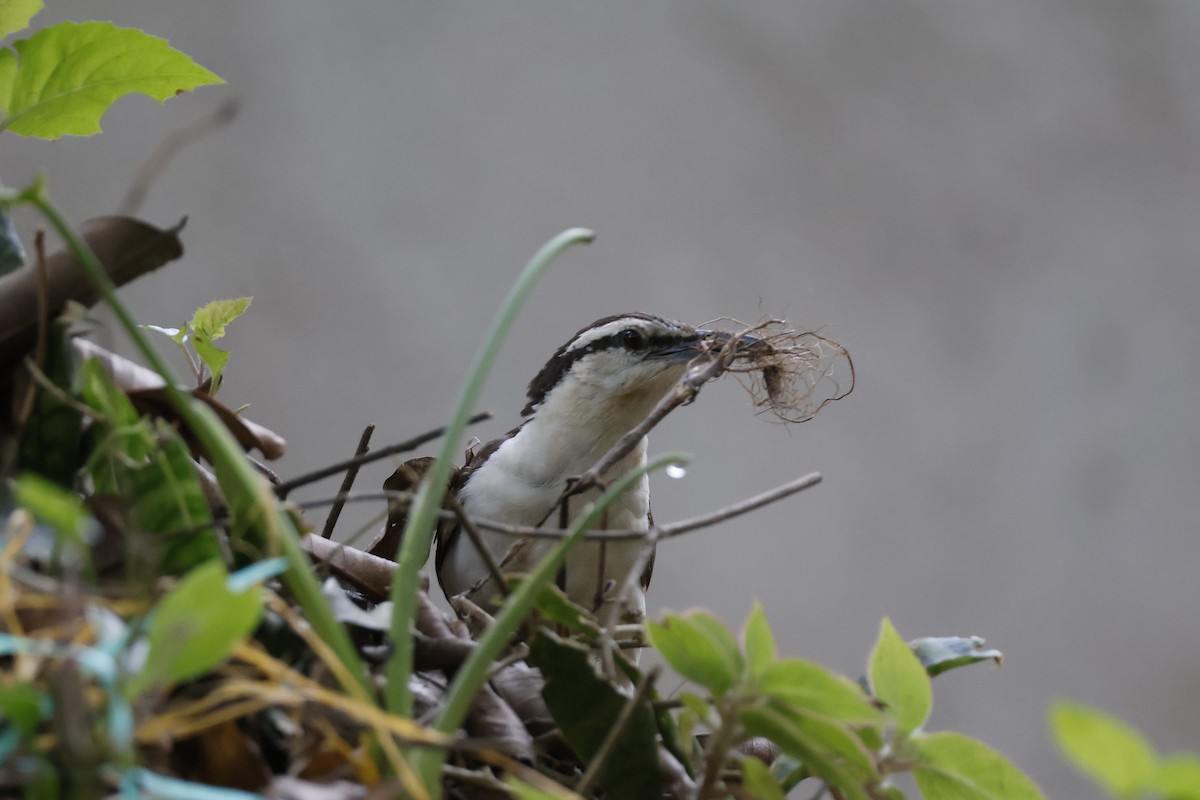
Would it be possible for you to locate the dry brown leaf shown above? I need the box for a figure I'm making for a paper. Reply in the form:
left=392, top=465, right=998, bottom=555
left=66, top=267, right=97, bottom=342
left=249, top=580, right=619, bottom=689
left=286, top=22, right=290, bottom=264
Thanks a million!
left=0, top=216, right=184, bottom=367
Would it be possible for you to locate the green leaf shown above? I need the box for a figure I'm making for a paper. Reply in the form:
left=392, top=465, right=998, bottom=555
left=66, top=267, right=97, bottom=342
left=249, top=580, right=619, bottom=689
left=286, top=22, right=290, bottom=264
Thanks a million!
left=912, top=731, right=1046, bottom=800
left=741, top=756, right=787, bottom=800
left=742, top=601, right=776, bottom=678
left=0, top=0, right=41, bottom=41
left=0, top=682, right=46, bottom=736
left=759, top=658, right=881, bottom=725
left=739, top=704, right=873, bottom=800
left=188, top=297, right=250, bottom=387
left=647, top=612, right=741, bottom=695
left=127, top=421, right=222, bottom=573
left=527, top=631, right=661, bottom=800
left=80, top=360, right=220, bottom=573
left=189, top=296, right=251, bottom=342
left=127, top=560, right=264, bottom=698
left=13, top=472, right=89, bottom=542
left=868, top=618, right=932, bottom=735
left=910, top=636, right=1003, bottom=677
left=190, top=337, right=229, bottom=387
left=1153, top=754, right=1200, bottom=800
left=0, top=21, right=223, bottom=138
left=1049, top=701, right=1159, bottom=799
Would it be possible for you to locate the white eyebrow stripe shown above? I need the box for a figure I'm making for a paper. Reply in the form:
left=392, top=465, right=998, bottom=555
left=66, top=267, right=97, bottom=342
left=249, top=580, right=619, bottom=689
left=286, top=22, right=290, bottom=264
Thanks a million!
left=564, top=317, right=683, bottom=352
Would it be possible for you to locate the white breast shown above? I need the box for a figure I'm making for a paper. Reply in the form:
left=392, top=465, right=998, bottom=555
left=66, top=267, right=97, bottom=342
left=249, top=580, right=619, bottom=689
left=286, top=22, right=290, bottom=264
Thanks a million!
left=440, top=432, right=651, bottom=618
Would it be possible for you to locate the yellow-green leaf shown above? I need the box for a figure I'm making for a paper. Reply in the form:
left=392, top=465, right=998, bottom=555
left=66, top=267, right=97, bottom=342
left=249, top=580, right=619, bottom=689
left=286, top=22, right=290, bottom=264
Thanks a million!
left=1153, top=754, right=1200, bottom=800
left=760, top=658, right=881, bottom=725
left=190, top=296, right=251, bottom=343
left=127, top=561, right=263, bottom=698
left=912, top=731, right=1046, bottom=800
left=1049, top=701, right=1159, bottom=799
left=868, top=618, right=931, bottom=735
left=741, top=756, right=787, bottom=800
left=0, top=0, right=41, bottom=40
left=0, top=21, right=223, bottom=139
left=742, top=601, right=777, bottom=678
left=647, top=612, right=741, bottom=695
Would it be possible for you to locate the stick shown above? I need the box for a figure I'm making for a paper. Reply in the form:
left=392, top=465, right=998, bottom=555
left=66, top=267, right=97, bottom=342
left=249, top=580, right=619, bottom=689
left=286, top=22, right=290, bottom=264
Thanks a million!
left=319, top=423, right=375, bottom=539
left=272, top=411, right=491, bottom=498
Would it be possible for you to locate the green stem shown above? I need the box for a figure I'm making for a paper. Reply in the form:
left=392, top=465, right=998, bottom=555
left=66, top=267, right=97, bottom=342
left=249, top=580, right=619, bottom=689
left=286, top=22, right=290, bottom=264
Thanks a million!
left=21, top=180, right=372, bottom=698
left=383, top=228, right=595, bottom=718
left=411, top=451, right=689, bottom=790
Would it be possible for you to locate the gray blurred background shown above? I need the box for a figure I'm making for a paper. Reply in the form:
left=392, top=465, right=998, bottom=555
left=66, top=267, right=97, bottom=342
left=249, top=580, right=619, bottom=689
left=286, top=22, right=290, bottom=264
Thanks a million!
left=8, top=2, right=1200, bottom=795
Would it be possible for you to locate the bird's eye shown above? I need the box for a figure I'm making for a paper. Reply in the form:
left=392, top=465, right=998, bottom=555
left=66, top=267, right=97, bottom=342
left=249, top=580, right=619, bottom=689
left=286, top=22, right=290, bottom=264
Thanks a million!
left=622, top=329, right=647, bottom=350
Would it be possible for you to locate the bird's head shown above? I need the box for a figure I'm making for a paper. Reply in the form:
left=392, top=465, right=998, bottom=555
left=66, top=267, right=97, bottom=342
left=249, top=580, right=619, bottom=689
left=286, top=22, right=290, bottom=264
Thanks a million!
left=521, top=313, right=730, bottom=422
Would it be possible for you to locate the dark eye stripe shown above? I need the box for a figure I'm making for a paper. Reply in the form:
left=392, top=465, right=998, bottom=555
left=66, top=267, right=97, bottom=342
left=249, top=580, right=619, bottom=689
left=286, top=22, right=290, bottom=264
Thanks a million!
left=521, top=325, right=691, bottom=416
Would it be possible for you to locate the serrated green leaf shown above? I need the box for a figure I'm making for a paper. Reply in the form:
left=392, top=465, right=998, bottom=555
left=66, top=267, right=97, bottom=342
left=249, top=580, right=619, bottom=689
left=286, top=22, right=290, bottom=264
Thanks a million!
left=1049, top=701, right=1159, bottom=799
left=0, top=0, right=41, bottom=41
left=188, top=297, right=249, bottom=388
left=759, top=658, right=881, bottom=725
left=189, top=296, right=251, bottom=342
left=910, top=636, right=1003, bottom=677
left=739, top=704, right=872, bottom=800
left=741, top=756, right=787, bottom=800
left=13, top=472, right=89, bottom=542
left=912, top=731, right=1046, bottom=800
left=0, top=21, right=223, bottom=138
left=647, top=612, right=740, bottom=695
left=869, top=618, right=932, bottom=735
left=1153, top=754, right=1200, bottom=800
left=882, top=786, right=907, bottom=800
left=742, top=601, right=776, bottom=678
left=127, top=560, right=263, bottom=698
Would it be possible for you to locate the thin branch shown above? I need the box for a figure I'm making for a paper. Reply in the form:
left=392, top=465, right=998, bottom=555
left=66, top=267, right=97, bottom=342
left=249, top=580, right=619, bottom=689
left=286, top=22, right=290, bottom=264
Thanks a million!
left=272, top=411, right=492, bottom=498
left=320, top=423, right=375, bottom=539
left=551, top=328, right=762, bottom=517
left=576, top=666, right=660, bottom=796
left=443, top=489, right=510, bottom=599
left=291, top=471, right=822, bottom=544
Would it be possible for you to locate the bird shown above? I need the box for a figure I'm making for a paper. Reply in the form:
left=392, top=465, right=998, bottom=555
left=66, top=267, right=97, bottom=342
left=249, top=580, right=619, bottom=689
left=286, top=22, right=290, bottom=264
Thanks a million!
left=376, top=313, right=730, bottom=626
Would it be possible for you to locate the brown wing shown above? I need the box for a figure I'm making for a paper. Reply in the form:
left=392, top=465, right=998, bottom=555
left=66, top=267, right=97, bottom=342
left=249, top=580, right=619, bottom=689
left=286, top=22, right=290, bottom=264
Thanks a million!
left=367, top=456, right=460, bottom=562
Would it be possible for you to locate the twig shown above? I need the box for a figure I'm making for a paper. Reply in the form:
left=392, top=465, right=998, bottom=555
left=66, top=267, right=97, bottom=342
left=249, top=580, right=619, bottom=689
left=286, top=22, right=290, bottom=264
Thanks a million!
left=290, top=471, right=822, bottom=543
left=551, top=329, right=758, bottom=516
left=272, top=411, right=491, bottom=498
left=119, top=98, right=241, bottom=216
left=575, top=665, right=661, bottom=796
left=320, top=423, right=375, bottom=539
left=443, top=489, right=510, bottom=599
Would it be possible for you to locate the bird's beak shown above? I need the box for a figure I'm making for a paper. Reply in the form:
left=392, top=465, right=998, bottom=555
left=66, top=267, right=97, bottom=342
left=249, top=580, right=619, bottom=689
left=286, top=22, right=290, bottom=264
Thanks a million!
left=651, top=328, right=766, bottom=362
